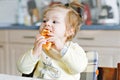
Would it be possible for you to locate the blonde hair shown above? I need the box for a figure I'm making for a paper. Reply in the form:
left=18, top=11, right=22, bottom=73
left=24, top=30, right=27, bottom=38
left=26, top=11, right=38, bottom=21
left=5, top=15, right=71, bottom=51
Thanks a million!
left=43, top=1, right=84, bottom=41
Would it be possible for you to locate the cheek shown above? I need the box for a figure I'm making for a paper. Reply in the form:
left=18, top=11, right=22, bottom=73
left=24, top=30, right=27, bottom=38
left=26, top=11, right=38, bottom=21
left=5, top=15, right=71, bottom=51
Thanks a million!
left=56, top=30, right=65, bottom=36
left=55, top=26, right=66, bottom=37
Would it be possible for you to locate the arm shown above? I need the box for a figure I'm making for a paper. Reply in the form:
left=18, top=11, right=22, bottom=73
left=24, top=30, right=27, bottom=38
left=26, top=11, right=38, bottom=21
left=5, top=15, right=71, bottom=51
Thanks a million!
left=60, top=42, right=88, bottom=74
left=17, top=34, right=47, bottom=74
left=17, top=49, right=39, bottom=74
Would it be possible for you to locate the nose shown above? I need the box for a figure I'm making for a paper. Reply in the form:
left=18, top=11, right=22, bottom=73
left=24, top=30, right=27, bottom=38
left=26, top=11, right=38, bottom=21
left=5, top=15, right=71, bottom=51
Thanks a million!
left=45, top=20, right=52, bottom=27
left=44, top=20, right=53, bottom=31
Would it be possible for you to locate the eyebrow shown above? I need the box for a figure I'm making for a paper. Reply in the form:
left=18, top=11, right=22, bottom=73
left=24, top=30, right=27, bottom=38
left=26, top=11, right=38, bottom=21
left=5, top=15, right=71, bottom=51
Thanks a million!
left=43, top=15, right=60, bottom=20
left=53, top=16, right=60, bottom=20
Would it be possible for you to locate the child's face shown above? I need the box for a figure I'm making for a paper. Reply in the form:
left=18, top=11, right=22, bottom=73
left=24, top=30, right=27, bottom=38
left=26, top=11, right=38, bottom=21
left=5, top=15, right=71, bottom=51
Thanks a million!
left=40, top=7, right=68, bottom=41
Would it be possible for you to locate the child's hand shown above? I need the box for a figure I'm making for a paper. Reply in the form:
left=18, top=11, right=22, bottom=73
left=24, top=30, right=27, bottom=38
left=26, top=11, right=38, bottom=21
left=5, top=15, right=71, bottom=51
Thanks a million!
left=47, top=33, right=65, bottom=52
left=32, top=34, right=46, bottom=57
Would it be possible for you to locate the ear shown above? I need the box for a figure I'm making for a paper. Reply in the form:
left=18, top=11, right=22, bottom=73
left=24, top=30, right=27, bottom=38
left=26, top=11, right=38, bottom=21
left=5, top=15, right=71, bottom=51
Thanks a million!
left=65, top=28, right=74, bottom=37
left=70, top=28, right=75, bottom=35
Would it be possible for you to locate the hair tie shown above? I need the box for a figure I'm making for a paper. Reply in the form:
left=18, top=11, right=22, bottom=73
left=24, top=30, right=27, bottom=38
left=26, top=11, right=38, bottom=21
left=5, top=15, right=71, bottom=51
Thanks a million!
left=65, top=3, right=83, bottom=18
left=78, top=8, right=83, bottom=18
left=65, top=3, right=70, bottom=7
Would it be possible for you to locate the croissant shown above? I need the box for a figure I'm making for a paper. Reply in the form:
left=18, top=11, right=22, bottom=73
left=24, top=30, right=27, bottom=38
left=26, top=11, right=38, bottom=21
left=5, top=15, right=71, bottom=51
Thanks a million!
left=41, top=29, right=52, bottom=50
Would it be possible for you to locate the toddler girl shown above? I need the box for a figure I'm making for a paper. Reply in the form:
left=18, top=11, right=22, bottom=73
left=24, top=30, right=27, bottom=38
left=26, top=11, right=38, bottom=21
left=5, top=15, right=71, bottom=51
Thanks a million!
left=17, top=1, right=88, bottom=80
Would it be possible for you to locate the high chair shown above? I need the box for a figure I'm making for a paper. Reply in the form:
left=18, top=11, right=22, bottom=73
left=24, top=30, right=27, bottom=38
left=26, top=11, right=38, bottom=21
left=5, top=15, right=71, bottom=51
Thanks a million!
left=80, top=51, right=99, bottom=80
left=98, top=63, right=120, bottom=80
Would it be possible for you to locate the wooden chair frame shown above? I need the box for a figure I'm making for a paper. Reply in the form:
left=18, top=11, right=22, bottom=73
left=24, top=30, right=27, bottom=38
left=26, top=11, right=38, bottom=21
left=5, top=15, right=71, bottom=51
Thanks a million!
left=98, top=63, right=120, bottom=80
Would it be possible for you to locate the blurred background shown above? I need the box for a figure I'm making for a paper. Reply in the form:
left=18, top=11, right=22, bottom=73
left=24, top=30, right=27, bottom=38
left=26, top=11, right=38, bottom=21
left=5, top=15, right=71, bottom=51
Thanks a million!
left=0, top=0, right=120, bottom=80
left=0, top=0, right=119, bottom=26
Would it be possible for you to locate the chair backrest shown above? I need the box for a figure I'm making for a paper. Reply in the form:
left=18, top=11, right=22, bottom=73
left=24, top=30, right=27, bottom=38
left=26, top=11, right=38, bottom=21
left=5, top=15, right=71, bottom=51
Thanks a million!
left=97, top=63, right=120, bottom=80
left=117, top=63, right=120, bottom=80
left=80, top=51, right=98, bottom=80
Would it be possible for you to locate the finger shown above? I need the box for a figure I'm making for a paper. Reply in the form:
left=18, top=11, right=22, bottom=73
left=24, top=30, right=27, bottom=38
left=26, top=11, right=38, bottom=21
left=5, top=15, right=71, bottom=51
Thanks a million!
left=38, top=39, right=46, bottom=46
left=35, top=35, right=45, bottom=42
left=35, top=38, right=46, bottom=47
left=47, top=32, right=54, bottom=37
left=46, top=37, right=56, bottom=43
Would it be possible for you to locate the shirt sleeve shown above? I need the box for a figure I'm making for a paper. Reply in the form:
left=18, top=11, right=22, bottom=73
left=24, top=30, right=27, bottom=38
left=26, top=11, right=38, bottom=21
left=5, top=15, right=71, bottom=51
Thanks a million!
left=61, top=42, right=88, bottom=74
left=17, top=49, right=39, bottom=74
